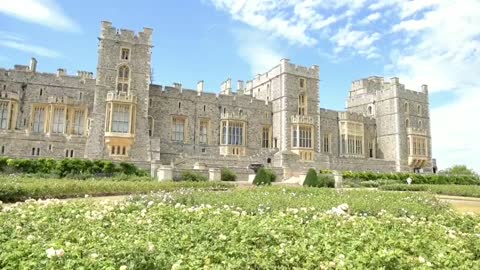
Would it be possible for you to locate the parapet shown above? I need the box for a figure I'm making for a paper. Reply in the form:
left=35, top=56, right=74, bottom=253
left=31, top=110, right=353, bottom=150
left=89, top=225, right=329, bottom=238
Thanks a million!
left=100, top=21, right=152, bottom=45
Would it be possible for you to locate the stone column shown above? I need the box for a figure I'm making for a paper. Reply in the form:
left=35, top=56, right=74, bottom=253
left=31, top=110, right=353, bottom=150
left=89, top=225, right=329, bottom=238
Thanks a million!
left=157, top=165, right=173, bottom=181
left=209, top=168, right=221, bottom=181
left=333, top=171, right=343, bottom=189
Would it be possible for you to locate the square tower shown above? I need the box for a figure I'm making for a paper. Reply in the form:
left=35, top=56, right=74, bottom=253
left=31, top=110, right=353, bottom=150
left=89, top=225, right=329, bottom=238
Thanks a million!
left=85, top=21, right=153, bottom=164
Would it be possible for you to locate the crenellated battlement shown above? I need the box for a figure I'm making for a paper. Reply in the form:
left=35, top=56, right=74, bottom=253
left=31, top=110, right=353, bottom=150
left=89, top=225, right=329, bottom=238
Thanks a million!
left=100, top=21, right=152, bottom=45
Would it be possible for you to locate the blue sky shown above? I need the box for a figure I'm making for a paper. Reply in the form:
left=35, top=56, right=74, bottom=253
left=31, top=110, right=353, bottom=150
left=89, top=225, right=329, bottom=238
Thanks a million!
left=1, top=0, right=479, bottom=172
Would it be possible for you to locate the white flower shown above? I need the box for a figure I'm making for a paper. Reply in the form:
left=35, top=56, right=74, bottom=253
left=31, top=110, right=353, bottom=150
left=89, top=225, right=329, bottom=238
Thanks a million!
left=171, top=260, right=182, bottom=270
left=55, top=249, right=65, bottom=257
left=46, top=247, right=56, bottom=258
left=148, top=242, right=155, bottom=252
left=219, top=234, right=227, bottom=240
left=147, top=201, right=154, bottom=207
left=119, top=266, right=128, bottom=270
left=85, top=194, right=89, bottom=198
left=418, top=256, right=426, bottom=263
left=27, top=235, right=34, bottom=241
left=90, top=253, right=99, bottom=259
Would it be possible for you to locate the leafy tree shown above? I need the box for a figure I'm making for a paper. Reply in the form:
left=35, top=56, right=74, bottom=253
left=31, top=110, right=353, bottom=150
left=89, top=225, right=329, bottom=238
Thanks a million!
left=440, top=165, right=478, bottom=177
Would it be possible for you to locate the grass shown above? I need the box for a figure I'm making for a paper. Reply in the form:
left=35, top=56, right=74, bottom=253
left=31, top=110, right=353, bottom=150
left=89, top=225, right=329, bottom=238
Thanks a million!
left=0, top=177, right=234, bottom=203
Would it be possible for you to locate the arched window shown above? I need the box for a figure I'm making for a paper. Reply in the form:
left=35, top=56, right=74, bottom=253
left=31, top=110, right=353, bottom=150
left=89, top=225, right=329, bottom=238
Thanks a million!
left=148, top=116, right=154, bottom=137
left=405, top=118, right=410, bottom=127
left=239, top=109, right=243, bottom=116
left=418, top=120, right=423, bottom=128
left=367, top=105, right=373, bottom=115
left=417, top=105, right=422, bottom=116
left=404, top=102, right=409, bottom=113
left=298, top=93, right=306, bottom=115
left=117, top=66, right=129, bottom=93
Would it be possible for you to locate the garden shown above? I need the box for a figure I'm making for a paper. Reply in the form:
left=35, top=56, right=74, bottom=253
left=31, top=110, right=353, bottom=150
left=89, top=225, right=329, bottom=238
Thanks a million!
left=1, top=187, right=479, bottom=269
left=1, top=159, right=480, bottom=268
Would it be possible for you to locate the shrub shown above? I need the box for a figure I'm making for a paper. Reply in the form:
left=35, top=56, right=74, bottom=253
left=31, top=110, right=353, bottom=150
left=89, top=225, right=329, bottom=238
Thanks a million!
left=253, top=168, right=272, bottom=186
left=221, top=168, right=237, bottom=181
left=303, top=169, right=319, bottom=187
left=265, top=169, right=277, bottom=183
left=181, top=171, right=207, bottom=182
left=319, top=174, right=335, bottom=188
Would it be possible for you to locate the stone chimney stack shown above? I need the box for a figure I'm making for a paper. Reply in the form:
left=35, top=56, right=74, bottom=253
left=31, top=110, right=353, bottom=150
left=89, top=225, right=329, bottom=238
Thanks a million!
left=197, top=80, right=204, bottom=96
left=226, top=78, right=232, bottom=94
left=173, top=82, right=182, bottom=92
left=421, top=84, right=428, bottom=94
left=57, top=68, right=66, bottom=77
left=29, top=57, right=37, bottom=73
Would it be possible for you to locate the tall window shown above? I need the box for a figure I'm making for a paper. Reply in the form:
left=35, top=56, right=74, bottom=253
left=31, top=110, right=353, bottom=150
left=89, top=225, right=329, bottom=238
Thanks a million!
left=172, top=117, right=185, bottom=142
left=73, top=110, right=84, bottom=135
left=262, top=126, right=270, bottom=148
left=298, top=94, right=306, bottom=115
left=121, top=48, right=130, bottom=60
left=111, top=104, right=130, bottom=133
left=199, top=119, right=208, bottom=144
left=404, top=102, right=409, bottom=113
left=221, top=120, right=245, bottom=145
left=299, top=78, right=305, bottom=88
left=0, top=102, right=8, bottom=129
left=412, top=137, right=427, bottom=156
left=340, top=121, right=364, bottom=156
left=33, top=107, right=45, bottom=133
left=292, top=125, right=313, bottom=148
left=52, top=108, right=65, bottom=134
left=417, top=105, right=422, bottom=116
left=117, top=66, right=129, bottom=93
left=405, top=118, right=410, bottom=128
left=148, top=116, right=154, bottom=137
left=322, top=134, right=330, bottom=153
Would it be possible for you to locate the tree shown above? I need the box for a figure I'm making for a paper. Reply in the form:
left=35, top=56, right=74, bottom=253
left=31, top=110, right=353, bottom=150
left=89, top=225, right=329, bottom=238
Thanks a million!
left=440, top=165, right=478, bottom=177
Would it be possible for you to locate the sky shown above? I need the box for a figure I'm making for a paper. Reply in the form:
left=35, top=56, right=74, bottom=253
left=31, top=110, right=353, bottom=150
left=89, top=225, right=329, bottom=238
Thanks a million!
left=0, top=0, right=479, bottom=172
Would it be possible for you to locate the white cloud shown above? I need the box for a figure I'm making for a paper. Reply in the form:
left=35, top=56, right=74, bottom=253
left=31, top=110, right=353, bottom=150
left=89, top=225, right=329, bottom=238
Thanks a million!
left=431, top=89, right=480, bottom=173
left=359, top=12, right=381, bottom=25
left=233, top=28, right=283, bottom=75
left=0, top=39, right=61, bottom=58
left=389, top=0, right=480, bottom=171
left=330, top=25, right=381, bottom=58
left=0, top=0, right=80, bottom=32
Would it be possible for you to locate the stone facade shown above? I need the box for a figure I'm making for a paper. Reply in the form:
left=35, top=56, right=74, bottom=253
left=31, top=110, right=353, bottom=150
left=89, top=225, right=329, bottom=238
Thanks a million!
left=0, top=21, right=433, bottom=180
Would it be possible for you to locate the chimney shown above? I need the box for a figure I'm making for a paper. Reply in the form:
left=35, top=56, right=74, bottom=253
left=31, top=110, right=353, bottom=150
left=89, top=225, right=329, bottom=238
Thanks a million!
left=226, top=78, right=231, bottom=94
left=390, top=77, right=399, bottom=85
left=197, top=80, right=204, bottom=96
left=173, top=82, right=182, bottom=92
left=57, top=68, right=66, bottom=77
left=421, top=84, right=428, bottom=94
left=237, top=80, right=244, bottom=92
left=29, top=58, right=37, bottom=73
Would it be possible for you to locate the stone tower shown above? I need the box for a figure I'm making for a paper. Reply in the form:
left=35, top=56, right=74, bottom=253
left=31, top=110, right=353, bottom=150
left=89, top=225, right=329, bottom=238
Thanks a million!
left=246, top=59, right=320, bottom=165
left=346, top=77, right=432, bottom=172
left=85, top=21, right=153, bottom=166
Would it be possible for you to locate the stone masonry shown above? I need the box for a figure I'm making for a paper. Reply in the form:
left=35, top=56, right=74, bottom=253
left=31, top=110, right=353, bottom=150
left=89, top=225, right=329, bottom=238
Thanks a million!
left=0, top=21, right=433, bottom=180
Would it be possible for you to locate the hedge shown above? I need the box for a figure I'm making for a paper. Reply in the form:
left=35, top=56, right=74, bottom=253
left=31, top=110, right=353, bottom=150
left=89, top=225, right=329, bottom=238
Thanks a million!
left=0, top=157, right=148, bottom=178
left=319, top=170, right=480, bottom=185
left=379, top=184, right=480, bottom=198
left=253, top=168, right=276, bottom=186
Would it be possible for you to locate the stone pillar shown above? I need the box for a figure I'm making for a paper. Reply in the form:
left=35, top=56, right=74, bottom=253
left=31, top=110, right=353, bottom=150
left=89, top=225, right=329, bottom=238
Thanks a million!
left=333, top=171, right=343, bottom=189
left=209, top=168, right=221, bottom=181
left=157, top=165, right=173, bottom=181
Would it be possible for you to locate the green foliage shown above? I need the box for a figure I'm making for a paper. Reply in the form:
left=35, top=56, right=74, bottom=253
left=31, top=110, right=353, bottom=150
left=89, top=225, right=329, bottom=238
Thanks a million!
left=380, top=184, right=480, bottom=198
left=181, top=171, right=207, bottom=182
left=2, top=186, right=479, bottom=268
left=220, top=168, right=237, bottom=181
left=303, top=169, right=319, bottom=187
left=1, top=157, right=147, bottom=178
left=341, top=171, right=480, bottom=185
left=0, top=177, right=234, bottom=203
left=253, top=168, right=272, bottom=186
left=440, top=165, right=478, bottom=177
left=318, top=174, right=335, bottom=188
left=265, top=169, right=277, bottom=182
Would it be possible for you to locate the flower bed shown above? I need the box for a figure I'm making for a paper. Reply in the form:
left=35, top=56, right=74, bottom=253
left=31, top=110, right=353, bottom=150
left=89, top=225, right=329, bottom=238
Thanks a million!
left=1, top=187, right=479, bottom=269
left=380, top=184, right=480, bottom=198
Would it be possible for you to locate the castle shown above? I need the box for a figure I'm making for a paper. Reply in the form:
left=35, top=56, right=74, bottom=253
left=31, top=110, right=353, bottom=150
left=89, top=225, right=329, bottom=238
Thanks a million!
left=0, top=21, right=432, bottom=180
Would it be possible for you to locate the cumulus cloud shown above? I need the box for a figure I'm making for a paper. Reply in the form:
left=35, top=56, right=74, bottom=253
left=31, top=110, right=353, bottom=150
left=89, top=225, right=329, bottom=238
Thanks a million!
left=0, top=0, right=80, bottom=32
